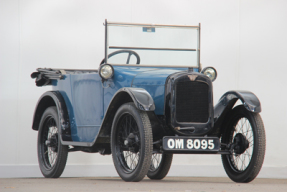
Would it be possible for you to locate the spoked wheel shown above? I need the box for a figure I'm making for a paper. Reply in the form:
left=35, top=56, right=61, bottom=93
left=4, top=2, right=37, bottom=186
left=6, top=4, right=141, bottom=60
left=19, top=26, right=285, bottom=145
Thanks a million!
left=37, top=107, right=68, bottom=178
left=221, top=105, right=266, bottom=183
left=147, top=153, right=173, bottom=180
left=111, top=103, right=152, bottom=182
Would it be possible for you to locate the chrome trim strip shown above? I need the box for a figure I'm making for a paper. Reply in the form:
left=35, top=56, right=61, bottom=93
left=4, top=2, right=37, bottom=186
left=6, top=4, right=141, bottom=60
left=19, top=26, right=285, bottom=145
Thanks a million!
left=106, top=21, right=199, bottom=28
left=109, top=46, right=196, bottom=52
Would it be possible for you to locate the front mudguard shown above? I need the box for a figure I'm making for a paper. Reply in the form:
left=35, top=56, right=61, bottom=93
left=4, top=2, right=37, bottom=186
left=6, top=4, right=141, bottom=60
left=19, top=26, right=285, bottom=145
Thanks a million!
left=95, top=87, right=156, bottom=143
left=213, top=91, right=261, bottom=136
left=123, top=87, right=155, bottom=111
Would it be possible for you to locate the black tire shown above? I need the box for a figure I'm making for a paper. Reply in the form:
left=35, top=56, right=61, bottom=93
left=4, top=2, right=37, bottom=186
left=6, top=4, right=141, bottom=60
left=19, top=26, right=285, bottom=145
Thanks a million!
left=37, top=106, right=68, bottom=178
left=111, top=103, right=153, bottom=182
left=221, top=105, right=266, bottom=183
left=147, top=153, right=173, bottom=180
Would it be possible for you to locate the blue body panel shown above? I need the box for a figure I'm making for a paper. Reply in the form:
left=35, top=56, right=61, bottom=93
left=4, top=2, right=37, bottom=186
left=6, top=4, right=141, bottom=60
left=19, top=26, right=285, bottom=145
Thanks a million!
left=52, top=73, right=103, bottom=142
left=52, top=66, right=198, bottom=142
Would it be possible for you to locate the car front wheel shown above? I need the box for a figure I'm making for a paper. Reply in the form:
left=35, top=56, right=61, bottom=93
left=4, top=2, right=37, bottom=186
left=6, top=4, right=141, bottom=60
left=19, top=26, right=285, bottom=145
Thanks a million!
left=221, top=105, right=266, bottom=183
left=111, top=103, right=153, bottom=182
left=147, top=153, right=173, bottom=180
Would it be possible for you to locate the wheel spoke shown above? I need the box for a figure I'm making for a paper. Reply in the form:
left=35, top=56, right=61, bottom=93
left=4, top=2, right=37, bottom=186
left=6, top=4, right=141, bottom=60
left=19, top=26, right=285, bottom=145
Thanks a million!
left=149, top=153, right=163, bottom=171
left=115, top=113, right=141, bottom=173
left=41, top=117, right=59, bottom=169
left=229, top=117, right=255, bottom=172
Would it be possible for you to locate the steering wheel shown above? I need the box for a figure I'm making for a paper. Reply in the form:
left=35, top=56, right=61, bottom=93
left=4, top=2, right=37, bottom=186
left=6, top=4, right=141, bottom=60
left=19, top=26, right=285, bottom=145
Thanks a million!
left=100, top=50, right=140, bottom=65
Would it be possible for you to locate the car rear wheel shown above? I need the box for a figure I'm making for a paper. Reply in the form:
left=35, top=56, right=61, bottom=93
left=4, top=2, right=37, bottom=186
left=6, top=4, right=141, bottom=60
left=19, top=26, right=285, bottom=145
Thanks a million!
left=111, top=103, right=153, bottom=182
left=37, top=107, right=68, bottom=178
left=221, top=105, right=266, bottom=183
left=147, top=153, right=173, bottom=180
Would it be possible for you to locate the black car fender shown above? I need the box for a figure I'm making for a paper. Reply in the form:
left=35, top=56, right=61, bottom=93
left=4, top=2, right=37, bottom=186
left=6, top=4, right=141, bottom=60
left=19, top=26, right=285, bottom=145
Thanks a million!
left=96, top=87, right=155, bottom=139
left=212, top=90, right=261, bottom=136
left=32, top=91, right=72, bottom=142
left=123, top=87, right=155, bottom=111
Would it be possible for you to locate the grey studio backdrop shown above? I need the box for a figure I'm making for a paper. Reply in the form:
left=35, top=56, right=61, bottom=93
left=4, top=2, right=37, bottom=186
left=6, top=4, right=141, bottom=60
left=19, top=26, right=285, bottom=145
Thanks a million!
left=0, top=0, right=286, bottom=178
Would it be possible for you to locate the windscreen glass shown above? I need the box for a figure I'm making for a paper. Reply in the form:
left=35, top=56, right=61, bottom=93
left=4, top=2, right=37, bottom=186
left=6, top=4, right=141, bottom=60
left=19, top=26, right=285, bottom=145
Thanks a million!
left=106, top=23, right=199, bottom=67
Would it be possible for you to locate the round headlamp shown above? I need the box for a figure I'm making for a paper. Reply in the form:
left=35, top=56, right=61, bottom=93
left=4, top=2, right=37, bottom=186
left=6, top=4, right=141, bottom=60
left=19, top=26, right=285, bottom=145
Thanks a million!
left=201, top=67, right=217, bottom=82
left=99, top=64, right=114, bottom=79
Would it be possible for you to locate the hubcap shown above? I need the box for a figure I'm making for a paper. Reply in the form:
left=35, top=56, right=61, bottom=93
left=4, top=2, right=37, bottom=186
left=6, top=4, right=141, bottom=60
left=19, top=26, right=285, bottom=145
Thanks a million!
left=45, top=134, right=58, bottom=152
left=124, top=133, right=139, bottom=152
left=233, top=133, right=249, bottom=155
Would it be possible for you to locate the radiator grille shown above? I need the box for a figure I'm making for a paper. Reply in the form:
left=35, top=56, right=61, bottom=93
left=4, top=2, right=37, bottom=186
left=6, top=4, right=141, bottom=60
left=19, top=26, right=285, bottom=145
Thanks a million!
left=175, top=81, right=209, bottom=123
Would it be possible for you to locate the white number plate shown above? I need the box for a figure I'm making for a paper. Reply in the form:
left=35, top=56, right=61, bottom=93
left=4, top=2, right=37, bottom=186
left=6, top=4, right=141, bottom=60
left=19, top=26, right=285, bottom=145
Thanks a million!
left=163, top=136, right=220, bottom=152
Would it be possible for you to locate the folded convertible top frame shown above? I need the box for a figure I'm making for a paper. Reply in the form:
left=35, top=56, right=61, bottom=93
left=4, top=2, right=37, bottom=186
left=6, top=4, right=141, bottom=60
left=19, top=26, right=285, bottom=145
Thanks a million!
left=30, top=68, right=98, bottom=87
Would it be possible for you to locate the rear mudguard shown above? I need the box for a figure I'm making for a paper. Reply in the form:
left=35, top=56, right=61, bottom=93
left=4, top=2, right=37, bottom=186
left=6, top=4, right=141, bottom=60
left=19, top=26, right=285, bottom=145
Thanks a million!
left=32, top=91, right=72, bottom=142
left=212, top=91, right=261, bottom=136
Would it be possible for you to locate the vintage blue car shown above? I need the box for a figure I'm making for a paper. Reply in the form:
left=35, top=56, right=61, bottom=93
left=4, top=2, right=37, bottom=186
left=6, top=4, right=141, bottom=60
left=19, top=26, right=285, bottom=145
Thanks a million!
left=31, top=20, right=266, bottom=182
